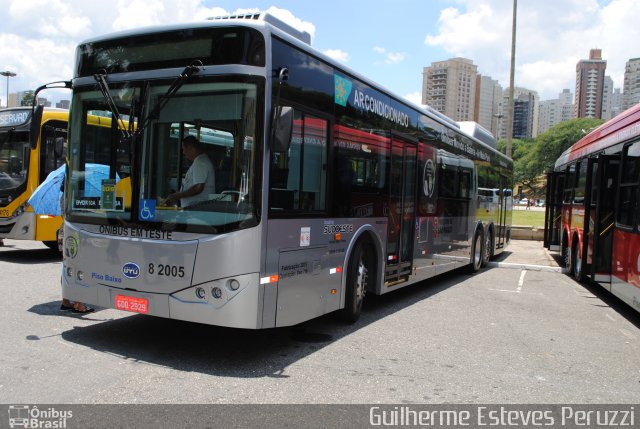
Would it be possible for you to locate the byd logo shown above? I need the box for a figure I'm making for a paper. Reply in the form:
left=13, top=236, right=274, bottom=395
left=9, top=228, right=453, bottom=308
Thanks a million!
left=122, top=262, right=140, bottom=279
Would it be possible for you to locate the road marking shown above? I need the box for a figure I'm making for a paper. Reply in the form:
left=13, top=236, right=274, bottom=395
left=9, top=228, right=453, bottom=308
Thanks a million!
left=605, top=313, right=616, bottom=322
left=487, top=261, right=564, bottom=272
left=517, top=270, right=526, bottom=293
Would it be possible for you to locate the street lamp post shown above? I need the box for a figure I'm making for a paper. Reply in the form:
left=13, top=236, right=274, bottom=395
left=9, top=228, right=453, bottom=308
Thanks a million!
left=505, top=0, right=517, bottom=159
left=1, top=71, right=17, bottom=108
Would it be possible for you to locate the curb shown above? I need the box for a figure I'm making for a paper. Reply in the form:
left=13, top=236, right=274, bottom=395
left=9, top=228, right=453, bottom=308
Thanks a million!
left=511, top=225, right=544, bottom=241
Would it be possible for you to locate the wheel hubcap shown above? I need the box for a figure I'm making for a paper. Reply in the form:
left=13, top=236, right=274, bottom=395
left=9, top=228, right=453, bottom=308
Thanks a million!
left=355, top=257, right=367, bottom=305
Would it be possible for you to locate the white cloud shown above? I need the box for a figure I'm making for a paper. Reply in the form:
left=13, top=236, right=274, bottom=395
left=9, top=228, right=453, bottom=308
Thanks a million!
left=386, top=52, right=406, bottom=64
left=373, top=46, right=407, bottom=65
left=0, top=2, right=313, bottom=104
left=403, top=91, right=422, bottom=106
left=264, top=6, right=316, bottom=41
left=324, top=49, right=350, bottom=63
left=424, top=0, right=640, bottom=99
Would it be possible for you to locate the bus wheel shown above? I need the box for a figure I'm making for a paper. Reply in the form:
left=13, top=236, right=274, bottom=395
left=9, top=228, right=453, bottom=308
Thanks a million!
left=481, top=230, right=493, bottom=267
left=572, top=240, right=585, bottom=282
left=341, top=240, right=371, bottom=323
left=42, top=240, right=59, bottom=252
left=562, top=237, right=573, bottom=276
left=469, top=229, right=483, bottom=273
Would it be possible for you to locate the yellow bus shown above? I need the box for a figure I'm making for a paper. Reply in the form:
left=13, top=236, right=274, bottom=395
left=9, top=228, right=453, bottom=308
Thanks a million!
left=0, top=106, right=67, bottom=249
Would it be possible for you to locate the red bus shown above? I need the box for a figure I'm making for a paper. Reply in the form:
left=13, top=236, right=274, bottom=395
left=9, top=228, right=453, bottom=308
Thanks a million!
left=545, top=103, right=640, bottom=313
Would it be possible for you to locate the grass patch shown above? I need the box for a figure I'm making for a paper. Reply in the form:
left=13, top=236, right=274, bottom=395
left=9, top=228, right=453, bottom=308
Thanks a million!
left=512, top=209, right=545, bottom=228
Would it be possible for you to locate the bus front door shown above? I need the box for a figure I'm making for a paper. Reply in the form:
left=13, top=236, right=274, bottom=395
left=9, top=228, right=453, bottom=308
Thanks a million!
left=591, top=154, right=619, bottom=285
left=544, top=171, right=565, bottom=251
left=385, top=138, right=417, bottom=285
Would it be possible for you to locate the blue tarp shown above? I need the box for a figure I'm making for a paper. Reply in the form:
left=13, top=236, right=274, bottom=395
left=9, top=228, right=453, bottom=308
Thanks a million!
left=28, top=164, right=117, bottom=216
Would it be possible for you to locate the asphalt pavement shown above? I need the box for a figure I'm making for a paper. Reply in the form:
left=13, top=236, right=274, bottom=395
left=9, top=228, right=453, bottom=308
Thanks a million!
left=492, top=239, right=562, bottom=271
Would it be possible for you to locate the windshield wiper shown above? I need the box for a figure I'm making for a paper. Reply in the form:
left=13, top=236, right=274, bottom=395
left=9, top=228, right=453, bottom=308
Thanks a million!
left=93, top=70, right=131, bottom=140
left=134, top=60, right=204, bottom=138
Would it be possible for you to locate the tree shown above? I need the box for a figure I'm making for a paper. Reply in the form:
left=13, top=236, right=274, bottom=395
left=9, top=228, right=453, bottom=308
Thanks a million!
left=498, top=118, right=604, bottom=198
left=20, top=90, right=34, bottom=106
left=529, top=118, right=603, bottom=175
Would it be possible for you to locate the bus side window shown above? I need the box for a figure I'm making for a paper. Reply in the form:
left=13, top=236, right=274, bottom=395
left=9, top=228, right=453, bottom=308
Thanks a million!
left=617, top=141, right=640, bottom=228
left=563, top=163, right=576, bottom=204
left=573, top=161, right=587, bottom=204
left=269, top=110, right=328, bottom=213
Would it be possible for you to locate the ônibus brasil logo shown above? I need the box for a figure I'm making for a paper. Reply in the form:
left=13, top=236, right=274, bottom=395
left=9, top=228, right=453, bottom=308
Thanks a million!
left=122, top=262, right=140, bottom=279
left=8, top=405, right=73, bottom=428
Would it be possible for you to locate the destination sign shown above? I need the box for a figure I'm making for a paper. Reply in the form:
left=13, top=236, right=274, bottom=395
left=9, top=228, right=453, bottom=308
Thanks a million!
left=0, top=110, right=31, bottom=127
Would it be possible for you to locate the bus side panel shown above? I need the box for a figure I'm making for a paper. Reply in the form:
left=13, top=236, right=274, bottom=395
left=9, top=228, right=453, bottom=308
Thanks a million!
left=611, top=230, right=640, bottom=311
left=266, top=219, right=343, bottom=328
left=34, top=214, right=63, bottom=242
left=0, top=212, right=35, bottom=240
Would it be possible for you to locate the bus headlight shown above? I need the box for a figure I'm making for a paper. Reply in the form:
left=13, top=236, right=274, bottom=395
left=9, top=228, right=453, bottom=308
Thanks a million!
left=195, top=287, right=206, bottom=299
left=228, top=279, right=240, bottom=291
left=211, top=287, right=222, bottom=299
left=66, top=266, right=73, bottom=278
left=76, top=271, right=84, bottom=281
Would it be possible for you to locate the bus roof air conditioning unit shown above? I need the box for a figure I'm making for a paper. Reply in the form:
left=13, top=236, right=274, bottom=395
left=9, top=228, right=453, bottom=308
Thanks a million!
left=207, top=12, right=312, bottom=45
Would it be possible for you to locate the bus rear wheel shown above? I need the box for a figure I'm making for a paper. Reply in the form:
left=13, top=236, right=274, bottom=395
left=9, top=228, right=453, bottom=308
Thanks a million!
left=572, top=240, right=585, bottom=282
left=469, top=229, right=483, bottom=273
left=481, top=230, right=493, bottom=267
left=562, top=236, right=573, bottom=276
left=340, top=240, right=371, bottom=324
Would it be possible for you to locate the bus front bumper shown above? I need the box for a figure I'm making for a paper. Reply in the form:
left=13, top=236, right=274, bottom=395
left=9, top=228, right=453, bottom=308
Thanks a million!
left=61, top=271, right=264, bottom=329
left=0, top=212, right=35, bottom=240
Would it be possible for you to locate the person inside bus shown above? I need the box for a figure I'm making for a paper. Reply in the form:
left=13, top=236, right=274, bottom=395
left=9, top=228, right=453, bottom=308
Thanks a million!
left=165, top=135, right=216, bottom=208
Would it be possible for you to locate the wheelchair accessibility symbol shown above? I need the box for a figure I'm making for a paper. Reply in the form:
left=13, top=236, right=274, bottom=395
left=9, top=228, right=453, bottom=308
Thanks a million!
left=139, top=199, right=156, bottom=221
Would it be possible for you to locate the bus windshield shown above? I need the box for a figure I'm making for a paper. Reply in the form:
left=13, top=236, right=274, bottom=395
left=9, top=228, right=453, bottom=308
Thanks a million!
left=0, top=130, right=29, bottom=192
left=68, top=78, right=262, bottom=233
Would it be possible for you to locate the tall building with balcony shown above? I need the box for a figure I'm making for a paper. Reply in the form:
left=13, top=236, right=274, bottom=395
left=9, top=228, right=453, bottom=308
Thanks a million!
left=474, top=75, right=502, bottom=138
left=422, top=57, right=478, bottom=121
left=538, top=89, right=574, bottom=134
left=622, top=58, right=640, bottom=111
left=574, top=49, right=607, bottom=118
left=602, top=76, right=614, bottom=120
left=500, top=87, right=539, bottom=139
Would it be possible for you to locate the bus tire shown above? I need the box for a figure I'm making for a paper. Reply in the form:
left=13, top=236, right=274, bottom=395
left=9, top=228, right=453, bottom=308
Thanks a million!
left=572, top=238, right=585, bottom=282
left=469, top=229, right=483, bottom=273
left=481, top=228, right=493, bottom=267
left=340, top=240, right=371, bottom=324
left=562, top=235, right=573, bottom=276
left=42, top=240, right=59, bottom=252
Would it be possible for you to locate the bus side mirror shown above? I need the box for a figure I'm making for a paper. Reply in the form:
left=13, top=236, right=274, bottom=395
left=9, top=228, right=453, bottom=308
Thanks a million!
left=30, top=104, right=44, bottom=149
left=272, top=106, right=293, bottom=152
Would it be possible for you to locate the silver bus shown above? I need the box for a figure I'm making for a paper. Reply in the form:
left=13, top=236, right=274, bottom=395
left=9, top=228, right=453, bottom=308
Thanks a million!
left=61, top=13, right=513, bottom=328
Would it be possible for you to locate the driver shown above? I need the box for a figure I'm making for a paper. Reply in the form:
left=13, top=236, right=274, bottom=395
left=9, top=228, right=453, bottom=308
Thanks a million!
left=165, top=135, right=215, bottom=208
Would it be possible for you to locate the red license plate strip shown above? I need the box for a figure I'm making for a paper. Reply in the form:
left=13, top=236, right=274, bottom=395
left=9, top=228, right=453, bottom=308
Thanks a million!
left=115, top=294, right=149, bottom=314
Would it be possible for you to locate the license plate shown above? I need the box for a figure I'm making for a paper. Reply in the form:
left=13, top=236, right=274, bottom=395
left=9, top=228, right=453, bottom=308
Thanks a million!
left=115, top=294, right=149, bottom=314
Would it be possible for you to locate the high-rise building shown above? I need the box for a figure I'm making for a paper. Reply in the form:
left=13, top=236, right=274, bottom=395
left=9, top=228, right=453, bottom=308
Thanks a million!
left=500, top=87, right=539, bottom=139
left=602, top=76, right=614, bottom=120
left=538, top=89, right=573, bottom=134
left=611, top=88, right=623, bottom=118
left=56, top=100, right=70, bottom=109
left=622, top=58, right=640, bottom=111
left=574, top=49, right=607, bottom=118
left=474, top=75, right=502, bottom=138
left=422, top=57, right=477, bottom=121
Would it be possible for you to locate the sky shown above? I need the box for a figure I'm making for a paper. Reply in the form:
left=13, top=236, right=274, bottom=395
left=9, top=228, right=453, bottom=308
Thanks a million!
left=0, top=0, right=638, bottom=107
